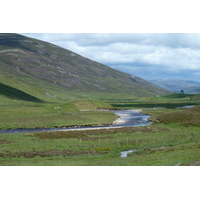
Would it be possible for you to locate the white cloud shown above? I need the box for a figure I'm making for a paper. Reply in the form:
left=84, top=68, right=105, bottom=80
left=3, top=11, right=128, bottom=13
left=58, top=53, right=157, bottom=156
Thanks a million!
left=20, top=33, right=200, bottom=82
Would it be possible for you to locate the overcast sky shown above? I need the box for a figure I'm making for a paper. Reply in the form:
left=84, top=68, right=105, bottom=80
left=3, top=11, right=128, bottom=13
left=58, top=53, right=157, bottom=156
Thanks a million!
left=20, top=33, right=200, bottom=82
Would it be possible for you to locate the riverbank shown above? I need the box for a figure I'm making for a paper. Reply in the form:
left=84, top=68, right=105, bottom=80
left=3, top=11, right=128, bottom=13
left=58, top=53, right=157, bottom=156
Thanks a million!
left=0, top=97, right=200, bottom=166
left=0, top=109, right=151, bottom=134
left=0, top=108, right=117, bottom=131
left=0, top=121, right=199, bottom=166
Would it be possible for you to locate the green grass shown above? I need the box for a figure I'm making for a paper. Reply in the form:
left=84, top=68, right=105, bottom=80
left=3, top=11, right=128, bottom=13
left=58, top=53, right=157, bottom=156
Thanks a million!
left=0, top=123, right=199, bottom=165
left=0, top=100, right=116, bottom=129
left=0, top=82, right=44, bottom=102
left=109, top=93, right=200, bottom=109
left=0, top=95, right=200, bottom=165
left=164, top=93, right=194, bottom=98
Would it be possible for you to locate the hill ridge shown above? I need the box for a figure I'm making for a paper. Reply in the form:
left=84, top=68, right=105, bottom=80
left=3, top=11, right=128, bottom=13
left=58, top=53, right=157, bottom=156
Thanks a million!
left=0, top=33, right=171, bottom=102
left=149, top=78, right=200, bottom=93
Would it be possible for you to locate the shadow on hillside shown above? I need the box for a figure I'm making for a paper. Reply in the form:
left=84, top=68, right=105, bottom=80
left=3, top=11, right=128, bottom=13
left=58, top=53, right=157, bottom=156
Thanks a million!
left=0, top=82, right=44, bottom=102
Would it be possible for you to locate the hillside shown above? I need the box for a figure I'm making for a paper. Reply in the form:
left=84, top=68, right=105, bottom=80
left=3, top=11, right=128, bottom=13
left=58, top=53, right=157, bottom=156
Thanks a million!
left=149, top=79, right=200, bottom=93
left=184, top=86, right=200, bottom=94
left=0, top=33, right=170, bottom=102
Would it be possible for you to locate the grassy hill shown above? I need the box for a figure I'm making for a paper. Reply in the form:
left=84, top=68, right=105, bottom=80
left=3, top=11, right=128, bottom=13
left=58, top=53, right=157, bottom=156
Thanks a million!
left=0, top=33, right=171, bottom=103
left=0, top=82, right=44, bottom=102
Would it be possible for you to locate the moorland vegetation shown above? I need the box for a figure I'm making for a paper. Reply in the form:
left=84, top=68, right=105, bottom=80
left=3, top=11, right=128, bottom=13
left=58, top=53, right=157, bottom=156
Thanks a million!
left=0, top=93, right=200, bottom=166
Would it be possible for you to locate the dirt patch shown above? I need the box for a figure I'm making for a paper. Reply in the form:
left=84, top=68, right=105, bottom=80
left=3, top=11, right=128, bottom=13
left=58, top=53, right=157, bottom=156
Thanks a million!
left=187, top=159, right=200, bottom=166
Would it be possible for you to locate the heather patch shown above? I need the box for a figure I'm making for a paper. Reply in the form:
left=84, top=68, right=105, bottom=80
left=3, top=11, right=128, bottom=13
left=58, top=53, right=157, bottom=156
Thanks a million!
left=157, top=105, right=200, bottom=126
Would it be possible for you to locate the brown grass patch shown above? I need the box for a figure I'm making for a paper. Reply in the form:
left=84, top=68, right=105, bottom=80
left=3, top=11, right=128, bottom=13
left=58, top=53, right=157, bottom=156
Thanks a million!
left=33, top=126, right=168, bottom=140
left=0, top=149, right=107, bottom=158
left=157, top=105, right=200, bottom=126
left=0, top=140, right=15, bottom=144
left=189, top=159, right=200, bottom=166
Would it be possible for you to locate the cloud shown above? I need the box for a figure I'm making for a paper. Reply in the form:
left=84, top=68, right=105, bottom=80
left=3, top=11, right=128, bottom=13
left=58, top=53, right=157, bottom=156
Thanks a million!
left=45, top=33, right=200, bottom=49
left=21, top=33, right=200, bottom=82
left=109, top=63, right=199, bottom=81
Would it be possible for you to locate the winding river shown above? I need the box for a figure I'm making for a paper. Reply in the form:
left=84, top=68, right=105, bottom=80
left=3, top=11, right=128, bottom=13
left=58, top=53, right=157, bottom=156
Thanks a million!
left=0, top=109, right=151, bottom=134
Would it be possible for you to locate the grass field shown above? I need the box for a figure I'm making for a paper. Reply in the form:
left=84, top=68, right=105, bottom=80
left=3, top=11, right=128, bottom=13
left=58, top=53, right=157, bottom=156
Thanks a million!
left=0, top=99, right=116, bottom=129
left=0, top=93, right=200, bottom=165
left=0, top=123, right=199, bottom=166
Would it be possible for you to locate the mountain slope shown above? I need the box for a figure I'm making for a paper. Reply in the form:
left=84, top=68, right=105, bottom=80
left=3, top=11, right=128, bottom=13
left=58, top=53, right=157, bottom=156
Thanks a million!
left=0, top=33, right=171, bottom=102
left=185, top=86, right=200, bottom=94
left=149, top=79, right=200, bottom=93
left=0, top=82, right=43, bottom=102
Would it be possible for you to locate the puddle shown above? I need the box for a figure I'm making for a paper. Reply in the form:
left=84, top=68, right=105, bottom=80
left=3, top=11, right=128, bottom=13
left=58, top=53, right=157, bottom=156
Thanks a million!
left=120, top=149, right=139, bottom=157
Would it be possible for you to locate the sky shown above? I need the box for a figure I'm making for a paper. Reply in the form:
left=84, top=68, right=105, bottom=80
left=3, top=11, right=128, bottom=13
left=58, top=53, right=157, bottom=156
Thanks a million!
left=21, top=33, right=200, bottom=82
left=2, top=0, right=200, bottom=198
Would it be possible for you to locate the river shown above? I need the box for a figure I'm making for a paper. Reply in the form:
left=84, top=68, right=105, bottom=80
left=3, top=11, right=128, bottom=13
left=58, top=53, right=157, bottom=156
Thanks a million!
left=0, top=109, right=151, bottom=134
left=113, top=109, right=151, bottom=127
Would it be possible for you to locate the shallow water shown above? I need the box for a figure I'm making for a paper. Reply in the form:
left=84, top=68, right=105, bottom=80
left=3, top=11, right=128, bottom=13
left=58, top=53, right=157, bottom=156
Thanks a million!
left=0, top=109, right=151, bottom=134
left=0, top=105, right=195, bottom=134
left=113, top=110, right=151, bottom=127
left=120, top=149, right=138, bottom=157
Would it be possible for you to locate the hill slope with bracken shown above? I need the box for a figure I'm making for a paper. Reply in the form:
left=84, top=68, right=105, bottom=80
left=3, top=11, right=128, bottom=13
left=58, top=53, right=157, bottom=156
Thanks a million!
left=0, top=33, right=171, bottom=102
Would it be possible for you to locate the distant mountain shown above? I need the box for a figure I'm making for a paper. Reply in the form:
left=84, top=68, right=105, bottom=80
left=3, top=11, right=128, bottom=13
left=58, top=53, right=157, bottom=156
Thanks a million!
left=0, top=33, right=171, bottom=102
left=149, top=79, right=200, bottom=93
left=185, top=86, right=200, bottom=94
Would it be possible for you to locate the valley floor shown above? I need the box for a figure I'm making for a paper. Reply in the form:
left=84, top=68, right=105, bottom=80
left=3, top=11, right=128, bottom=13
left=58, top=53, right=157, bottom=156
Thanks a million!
left=0, top=95, right=200, bottom=166
left=0, top=118, right=199, bottom=166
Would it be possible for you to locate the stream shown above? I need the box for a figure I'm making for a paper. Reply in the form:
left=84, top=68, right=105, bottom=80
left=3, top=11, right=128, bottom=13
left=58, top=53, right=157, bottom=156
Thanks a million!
left=0, top=109, right=151, bottom=134
left=0, top=106, right=196, bottom=158
left=113, top=109, right=151, bottom=127
left=119, top=105, right=196, bottom=158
